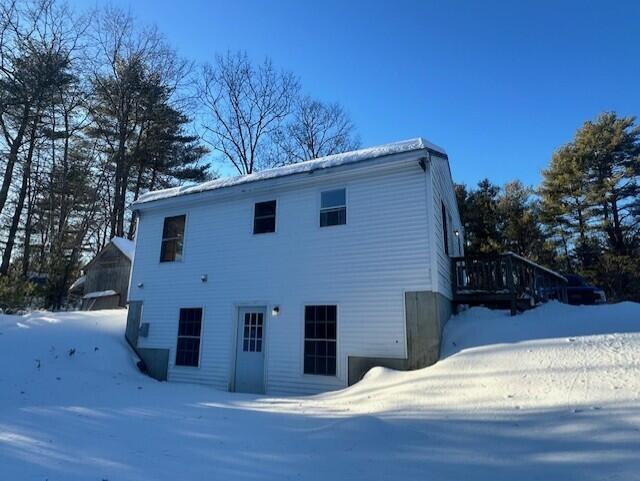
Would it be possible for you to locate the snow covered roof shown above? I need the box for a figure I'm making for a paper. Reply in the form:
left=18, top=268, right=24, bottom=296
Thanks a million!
left=83, top=290, right=118, bottom=299
left=133, top=137, right=446, bottom=207
left=69, top=275, right=86, bottom=292
left=110, top=237, right=135, bottom=261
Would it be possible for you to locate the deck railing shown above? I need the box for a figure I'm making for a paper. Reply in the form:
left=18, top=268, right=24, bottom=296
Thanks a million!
left=451, top=252, right=568, bottom=315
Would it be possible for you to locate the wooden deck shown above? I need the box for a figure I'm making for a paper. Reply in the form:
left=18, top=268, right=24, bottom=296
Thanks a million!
left=451, top=252, right=568, bottom=315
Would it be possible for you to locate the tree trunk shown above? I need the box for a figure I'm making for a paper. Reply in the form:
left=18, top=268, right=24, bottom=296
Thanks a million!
left=0, top=122, right=36, bottom=274
left=0, top=105, right=31, bottom=217
left=21, top=171, right=35, bottom=278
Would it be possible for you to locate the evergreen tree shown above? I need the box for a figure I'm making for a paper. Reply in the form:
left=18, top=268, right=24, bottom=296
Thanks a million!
left=464, top=179, right=503, bottom=254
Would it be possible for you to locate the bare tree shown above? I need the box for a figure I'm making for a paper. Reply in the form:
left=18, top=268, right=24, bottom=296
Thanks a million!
left=271, top=95, right=359, bottom=165
left=199, top=51, right=298, bottom=174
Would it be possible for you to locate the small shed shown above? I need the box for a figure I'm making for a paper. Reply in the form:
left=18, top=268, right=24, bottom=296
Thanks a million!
left=78, top=237, right=135, bottom=310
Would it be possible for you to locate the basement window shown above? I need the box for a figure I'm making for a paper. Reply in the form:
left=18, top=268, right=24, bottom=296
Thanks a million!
left=160, top=215, right=185, bottom=262
left=304, top=305, right=337, bottom=376
left=320, top=189, right=346, bottom=227
left=176, top=308, right=202, bottom=367
left=253, top=200, right=276, bottom=234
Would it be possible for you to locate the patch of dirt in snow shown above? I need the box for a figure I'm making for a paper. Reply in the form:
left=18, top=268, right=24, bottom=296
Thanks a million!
left=1, top=302, right=640, bottom=481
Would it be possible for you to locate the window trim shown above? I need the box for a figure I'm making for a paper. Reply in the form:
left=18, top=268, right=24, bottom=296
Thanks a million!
left=318, top=187, right=348, bottom=229
left=174, top=306, right=204, bottom=368
left=159, top=213, right=188, bottom=263
left=301, top=304, right=338, bottom=378
left=252, top=199, right=277, bottom=235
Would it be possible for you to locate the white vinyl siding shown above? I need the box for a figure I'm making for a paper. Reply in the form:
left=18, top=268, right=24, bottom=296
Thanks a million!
left=130, top=161, right=432, bottom=395
left=430, top=154, right=464, bottom=298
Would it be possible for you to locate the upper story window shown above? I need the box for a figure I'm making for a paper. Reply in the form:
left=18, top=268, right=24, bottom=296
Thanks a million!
left=441, top=201, right=449, bottom=256
left=320, top=188, right=346, bottom=227
left=160, top=215, right=185, bottom=262
left=253, top=200, right=276, bottom=234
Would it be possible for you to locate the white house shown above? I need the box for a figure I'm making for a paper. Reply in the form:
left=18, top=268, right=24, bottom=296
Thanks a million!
left=125, top=138, right=464, bottom=395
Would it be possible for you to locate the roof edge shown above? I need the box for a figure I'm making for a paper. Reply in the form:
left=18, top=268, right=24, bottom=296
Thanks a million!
left=132, top=137, right=446, bottom=208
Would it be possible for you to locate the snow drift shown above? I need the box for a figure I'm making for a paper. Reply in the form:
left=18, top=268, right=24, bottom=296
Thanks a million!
left=1, top=302, right=639, bottom=481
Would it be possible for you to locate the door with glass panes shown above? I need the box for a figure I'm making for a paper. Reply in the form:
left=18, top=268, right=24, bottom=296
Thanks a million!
left=234, top=307, right=266, bottom=393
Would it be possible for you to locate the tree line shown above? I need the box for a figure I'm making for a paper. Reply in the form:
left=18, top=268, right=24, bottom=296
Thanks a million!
left=456, top=112, right=640, bottom=302
left=0, top=0, right=359, bottom=309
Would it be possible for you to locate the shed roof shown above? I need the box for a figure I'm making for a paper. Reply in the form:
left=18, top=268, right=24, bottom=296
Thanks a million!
left=110, top=237, right=135, bottom=261
left=132, top=137, right=446, bottom=208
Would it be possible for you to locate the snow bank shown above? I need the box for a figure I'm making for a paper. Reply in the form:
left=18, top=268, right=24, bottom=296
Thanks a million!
left=1, top=302, right=639, bottom=481
left=133, top=137, right=445, bottom=206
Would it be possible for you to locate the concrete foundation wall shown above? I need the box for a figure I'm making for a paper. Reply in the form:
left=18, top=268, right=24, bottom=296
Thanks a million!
left=137, top=347, right=169, bottom=381
left=125, top=301, right=169, bottom=381
left=347, top=290, right=452, bottom=385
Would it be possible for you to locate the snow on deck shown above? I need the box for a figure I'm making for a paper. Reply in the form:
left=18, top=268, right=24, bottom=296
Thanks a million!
left=133, top=137, right=445, bottom=206
left=1, top=302, right=639, bottom=480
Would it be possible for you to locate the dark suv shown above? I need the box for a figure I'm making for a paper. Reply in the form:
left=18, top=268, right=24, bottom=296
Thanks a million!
left=562, top=275, right=607, bottom=305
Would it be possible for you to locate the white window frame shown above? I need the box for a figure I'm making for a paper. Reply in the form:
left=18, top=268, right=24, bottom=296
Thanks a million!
left=301, top=304, right=339, bottom=378
left=174, top=306, right=204, bottom=368
left=319, top=187, right=347, bottom=228
left=252, top=199, right=278, bottom=235
left=159, top=213, right=187, bottom=263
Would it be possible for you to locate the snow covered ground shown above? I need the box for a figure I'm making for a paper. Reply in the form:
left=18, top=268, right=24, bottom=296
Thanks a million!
left=1, top=302, right=639, bottom=481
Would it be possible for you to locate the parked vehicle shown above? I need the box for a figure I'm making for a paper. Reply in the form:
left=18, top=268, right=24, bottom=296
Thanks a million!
left=542, top=274, right=607, bottom=305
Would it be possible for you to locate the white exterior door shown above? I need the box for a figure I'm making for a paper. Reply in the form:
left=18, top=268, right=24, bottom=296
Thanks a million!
left=234, top=307, right=266, bottom=394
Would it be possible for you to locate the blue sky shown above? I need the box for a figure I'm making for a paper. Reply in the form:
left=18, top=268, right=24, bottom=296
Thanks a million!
left=73, top=0, right=640, bottom=188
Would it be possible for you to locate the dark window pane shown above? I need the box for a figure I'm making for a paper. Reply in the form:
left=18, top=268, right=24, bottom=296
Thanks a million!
left=160, top=240, right=175, bottom=262
left=160, top=215, right=186, bottom=262
left=303, top=306, right=337, bottom=376
left=316, top=357, right=327, bottom=375
left=176, top=308, right=202, bottom=367
left=178, top=309, right=202, bottom=336
left=253, top=200, right=276, bottom=234
left=250, top=339, right=255, bottom=352
left=304, top=340, right=315, bottom=356
left=176, top=337, right=200, bottom=367
left=305, top=321, right=315, bottom=339
left=255, top=200, right=276, bottom=217
left=320, top=207, right=346, bottom=227
left=256, top=340, right=262, bottom=352
left=162, top=215, right=186, bottom=239
left=254, top=217, right=275, bottom=234
left=327, top=322, right=336, bottom=340
left=243, top=339, right=249, bottom=351
left=304, top=356, right=314, bottom=374
left=305, top=306, right=315, bottom=322
left=327, top=357, right=336, bottom=376
left=321, top=189, right=345, bottom=209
